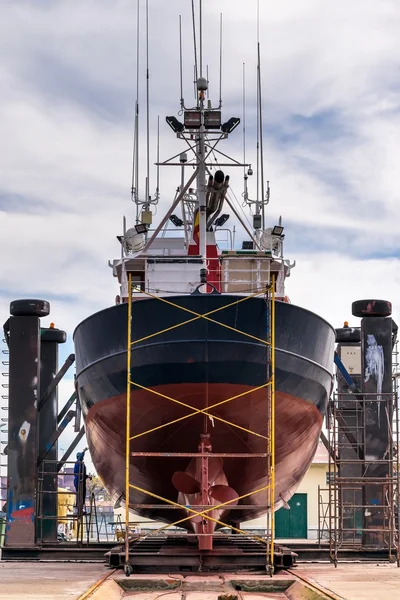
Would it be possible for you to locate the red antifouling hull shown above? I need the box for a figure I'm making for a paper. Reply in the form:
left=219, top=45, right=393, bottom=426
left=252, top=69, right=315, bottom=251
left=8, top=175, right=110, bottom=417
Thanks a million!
left=85, top=383, right=323, bottom=529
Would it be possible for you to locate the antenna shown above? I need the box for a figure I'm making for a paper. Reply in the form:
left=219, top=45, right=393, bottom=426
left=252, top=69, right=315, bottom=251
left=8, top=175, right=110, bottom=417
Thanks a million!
left=219, top=13, right=223, bottom=108
left=156, top=115, right=160, bottom=200
left=257, top=42, right=265, bottom=230
left=199, top=0, right=203, bottom=78
left=145, top=0, right=150, bottom=208
left=179, top=15, right=184, bottom=108
left=243, top=63, right=246, bottom=174
left=256, top=63, right=260, bottom=212
left=255, top=0, right=261, bottom=220
left=131, top=0, right=140, bottom=224
left=191, top=0, right=199, bottom=83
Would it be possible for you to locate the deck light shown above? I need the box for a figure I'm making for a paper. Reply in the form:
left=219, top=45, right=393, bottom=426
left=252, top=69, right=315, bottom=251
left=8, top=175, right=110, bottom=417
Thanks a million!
left=214, top=214, right=230, bottom=227
left=166, top=116, right=184, bottom=133
left=169, top=214, right=184, bottom=227
left=221, top=117, right=240, bottom=134
left=135, top=223, right=148, bottom=234
left=272, top=225, right=284, bottom=237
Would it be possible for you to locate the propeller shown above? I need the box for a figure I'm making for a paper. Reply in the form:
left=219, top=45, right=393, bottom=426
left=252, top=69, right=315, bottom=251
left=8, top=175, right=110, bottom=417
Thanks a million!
left=172, top=456, right=239, bottom=515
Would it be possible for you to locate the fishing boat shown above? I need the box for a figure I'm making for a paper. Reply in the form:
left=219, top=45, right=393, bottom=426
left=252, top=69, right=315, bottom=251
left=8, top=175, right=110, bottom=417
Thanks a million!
left=73, top=1, right=335, bottom=548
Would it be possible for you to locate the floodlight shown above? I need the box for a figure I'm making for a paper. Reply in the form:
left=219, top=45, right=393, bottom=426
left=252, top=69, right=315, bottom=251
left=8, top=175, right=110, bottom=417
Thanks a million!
left=221, top=117, right=240, bottom=134
left=135, top=223, right=148, bottom=234
left=272, top=225, right=284, bottom=236
left=169, top=214, right=184, bottom=227
left=214, top=214, right=230, bottom=227
left=166, top=116, right=184, bottom=133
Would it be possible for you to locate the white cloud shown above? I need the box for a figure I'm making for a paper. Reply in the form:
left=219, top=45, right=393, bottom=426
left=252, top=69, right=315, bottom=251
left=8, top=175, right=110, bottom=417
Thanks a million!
left=288, top=253, right=400, bottom=329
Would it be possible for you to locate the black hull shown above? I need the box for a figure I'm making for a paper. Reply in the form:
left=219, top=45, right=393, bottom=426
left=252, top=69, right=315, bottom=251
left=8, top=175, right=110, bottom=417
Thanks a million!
left=74, top=295, right=335, bottom=526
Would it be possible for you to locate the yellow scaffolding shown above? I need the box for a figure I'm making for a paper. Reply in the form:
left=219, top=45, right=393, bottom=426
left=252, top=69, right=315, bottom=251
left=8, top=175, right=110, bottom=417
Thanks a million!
left=124, top=274, right=276, bottom=572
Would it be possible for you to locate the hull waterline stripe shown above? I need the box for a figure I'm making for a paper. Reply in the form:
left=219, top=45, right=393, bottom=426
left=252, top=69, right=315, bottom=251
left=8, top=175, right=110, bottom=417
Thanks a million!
left=75, top=344, right=331, bottom=382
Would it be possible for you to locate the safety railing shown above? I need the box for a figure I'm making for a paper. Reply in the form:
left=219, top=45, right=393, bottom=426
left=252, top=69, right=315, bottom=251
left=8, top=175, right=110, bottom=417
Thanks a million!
left=119, top=253, right=287, bottom=299
left=124, top=273, right=276, bottom=573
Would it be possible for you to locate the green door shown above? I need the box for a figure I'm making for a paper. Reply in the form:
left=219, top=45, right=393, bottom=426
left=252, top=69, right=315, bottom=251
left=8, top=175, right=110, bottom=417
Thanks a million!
left=275, top=493, right=307, bottom=539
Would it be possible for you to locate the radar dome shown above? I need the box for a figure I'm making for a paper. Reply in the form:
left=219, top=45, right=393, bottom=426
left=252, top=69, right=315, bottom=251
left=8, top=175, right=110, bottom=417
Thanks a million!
left=124, top=228, right=145, bottom=254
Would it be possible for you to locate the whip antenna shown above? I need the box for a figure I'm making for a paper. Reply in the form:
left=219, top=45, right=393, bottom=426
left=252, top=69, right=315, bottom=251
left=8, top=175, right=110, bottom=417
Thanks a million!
left=131, top=0, right=140, bottom=224
left=145, top=0, right=150, bottom=207
left=191, top=0, right=199, bottom=84
left=219, top=13, right=223, bottom=108
left=179, top=15, right=184, bottom=108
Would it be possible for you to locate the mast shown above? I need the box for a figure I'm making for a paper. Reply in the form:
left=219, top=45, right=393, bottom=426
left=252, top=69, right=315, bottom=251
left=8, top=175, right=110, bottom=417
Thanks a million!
left=193, top=0, right=207, bottom=261
left=197, top=78, right=207, bottom=260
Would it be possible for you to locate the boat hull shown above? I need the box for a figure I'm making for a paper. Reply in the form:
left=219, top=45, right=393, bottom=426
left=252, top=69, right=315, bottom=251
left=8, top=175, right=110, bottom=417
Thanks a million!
left=74, top=295, right=335, bottom=527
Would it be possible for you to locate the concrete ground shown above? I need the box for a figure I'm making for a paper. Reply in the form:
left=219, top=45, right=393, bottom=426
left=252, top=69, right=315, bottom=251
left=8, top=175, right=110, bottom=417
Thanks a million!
left=296, top=563, right=400, bottom=600
left=1, top=562, right=400, bottom=599
left=0, top=562, right=107, bottom=599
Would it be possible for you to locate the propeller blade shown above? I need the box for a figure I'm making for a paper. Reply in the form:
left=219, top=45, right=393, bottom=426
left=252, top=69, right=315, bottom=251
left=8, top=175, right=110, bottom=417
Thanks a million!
left=207, top=457, right=224, bottom=483
left=209, top=485, right=239, bottom=505
left=172, top=471, right=201, bottom=495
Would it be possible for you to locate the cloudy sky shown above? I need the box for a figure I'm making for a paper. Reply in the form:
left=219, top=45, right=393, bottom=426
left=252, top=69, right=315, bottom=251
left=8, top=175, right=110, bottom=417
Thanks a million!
left=1, top=0, right=399, bottom=473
